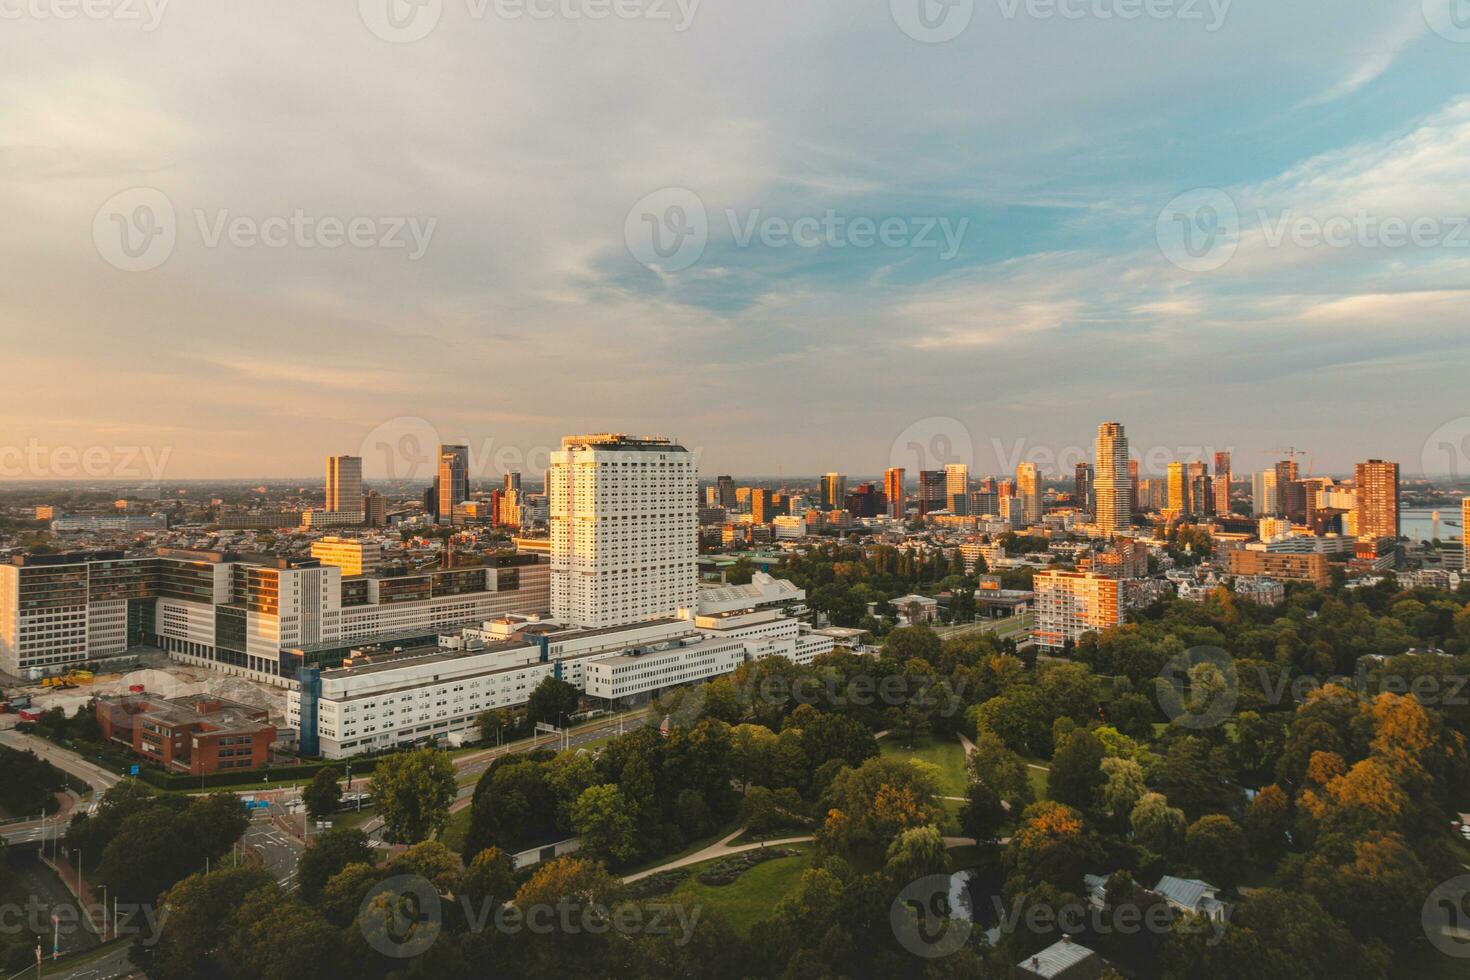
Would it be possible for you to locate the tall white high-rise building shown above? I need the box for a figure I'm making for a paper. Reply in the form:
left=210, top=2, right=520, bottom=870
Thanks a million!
left=325, top=455, right=363, bottom=514
left=1252, top=469, right=1278, bottom=517
left=549, top=434, right=698, bottom=629
left=1094, top=422, right=1131, bottom=535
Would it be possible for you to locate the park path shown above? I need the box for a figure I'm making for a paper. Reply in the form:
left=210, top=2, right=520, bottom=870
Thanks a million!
left=622, top=828, right=815, bottom=883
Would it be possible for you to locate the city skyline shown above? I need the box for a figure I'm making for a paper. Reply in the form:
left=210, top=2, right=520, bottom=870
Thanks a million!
left=4, top=7, right=1469, bottom=480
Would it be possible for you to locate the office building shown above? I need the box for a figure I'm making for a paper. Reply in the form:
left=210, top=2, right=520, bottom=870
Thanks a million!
left=363, top=491, right=387, bottom=528
left=1074, top=462, right=1093, bottom=516
left=917, top=470, right=946, bottom=515
left=1274, top=460, right=1299, bottom=515
left=310, top=537, right=383, bottom=577
left=1033, top=570, right=1123, bottom=650
left=1094, top=423, right=1130, bottom=534
left=1355, top=459, right=1400, bottom=541
left=1167, top=462, right=1188, bottom=518
left=1213, top=451, right=1231, bottom=515
left=820, top=473, right=846, bottom=512
left=437, top=445, right=470, bottom=525
left=96, top=693, right=275, bottom=775
left=1128, top=459, right=1140, bottom=514
left=325, top=455, right=363, bottom=514
left=548, top=433, right=698, bottom=629
left=884, top=467, right=906, bottom=519
left=1016, top=462, right=1043, bottom=524
left=0, top=548, right=550, bottom=683
left=715, top=475, right=737, bottom=509
left=945, top=463, right=970, bottom=515
left=1252, top=470, right=1278, bottom=517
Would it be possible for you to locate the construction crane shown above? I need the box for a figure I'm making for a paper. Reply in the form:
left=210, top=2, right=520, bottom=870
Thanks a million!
left=1261, top=447, right=1312, bottom=478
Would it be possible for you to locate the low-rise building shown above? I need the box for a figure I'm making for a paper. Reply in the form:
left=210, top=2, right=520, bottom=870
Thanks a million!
left=1228, top=549, right=1330, bottom=586
left=96, top=693, right=275, bottom=775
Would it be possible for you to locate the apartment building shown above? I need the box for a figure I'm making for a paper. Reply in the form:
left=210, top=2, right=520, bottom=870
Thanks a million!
left=1033, top=570, right=1123, bottom=650
left=1228, top=549, right=1330, bottom=586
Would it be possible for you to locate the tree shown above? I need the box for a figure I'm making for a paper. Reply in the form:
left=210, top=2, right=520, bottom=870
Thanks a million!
left=477, top=707, right=510, bottom=746
left=1243, top=784, right=1291, bottom=863
left=459, top=846, right=516, bottom=912
left=1047, top=729, right=1106, bottom=813
left=1184, top=814, right=1246, bottom=888
left=371, top=748, right=457, bottom=844
left=883, top=825, right=950, bottom=883
left=302, top=766, right=342, bottom=822
left=571, top=784, right=639, bottom=863
left=526, top=675, right=580, bottom=728
left=297, top=827, right=373, bottom=900
left=742, top=785, right=807, bottom=834
left=1100, top=756, right=1146, bottom=824
left=144, top=866, right=274, bottom=980
left=958, top=781, right=1006, bottom=842
left=226, top=885, right=349, bottom=980
left=1130, top=793, right=1186, bottom=858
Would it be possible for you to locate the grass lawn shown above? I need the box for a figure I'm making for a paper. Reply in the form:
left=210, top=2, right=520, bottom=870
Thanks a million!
left=670, top=845, right=813, bottom=935
left=937, top=797, right=964, bottom=835
left=879, top=734, right=969, bottom=797
left=439, top=806, right=472, bottom=853
left=1026, top=766, right=1049, bottom=802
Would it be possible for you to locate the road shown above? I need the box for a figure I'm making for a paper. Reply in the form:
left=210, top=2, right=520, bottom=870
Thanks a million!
left=44, top=943, right=135, bottom=980
left=7, top=856, right=101, bottom=960
left=0, top=729, right=121, bottom=794
left=243, top=815, right=304, bottom=890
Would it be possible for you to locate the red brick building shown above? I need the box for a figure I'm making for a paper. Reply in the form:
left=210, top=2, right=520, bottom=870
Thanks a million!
left=96, top=693, right=275, bottom=775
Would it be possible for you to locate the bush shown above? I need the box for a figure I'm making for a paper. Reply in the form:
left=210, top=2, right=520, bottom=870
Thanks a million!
left=695, top=848, right=797, bottom=886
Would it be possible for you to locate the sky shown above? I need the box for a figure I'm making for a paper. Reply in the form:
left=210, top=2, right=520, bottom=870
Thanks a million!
left=3, top=0, right=1470, bottom=484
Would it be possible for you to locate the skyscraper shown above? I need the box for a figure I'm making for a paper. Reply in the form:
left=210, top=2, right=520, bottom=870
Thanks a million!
left=716, top=475, right=737, bottom=509
left=751, top=488, right=772, bottom=523
left=325, top=455, right=363, bottom=514
left=1252, top=469, right=1278, bottom=516
left=1274, top=460, right=1299, bottom=516
left=1016, top=462, right=1043, bottom=524
left=1094, top=422, right=1131, bottom=535
left=1355, top=459, right=1400, bottom=541
left=1128, top=459, right=1140, bottom=514
left=884, top=467, right=906, bottom=519
left=945, top=463, right=970, bottom=515
left=1213, top=451, right=1231, bottom=515
left=437, top=445, right=470, bottom=525
left=1167, top=462, right=1188, bottom=518
left=548, top=433, right=697, bottom=628
left=1463, top=498, right=1469, bottom=572
left=917, top=470, right=945, bottom=515
left=1074, top=462, right=1094, bottom=516
left=504, top=471, right=522, bottom=495
left=820, top=473, right=846, bottom=512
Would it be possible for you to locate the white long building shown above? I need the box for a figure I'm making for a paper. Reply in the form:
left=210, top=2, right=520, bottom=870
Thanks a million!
left=0, top=548, right=550, bottom=685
